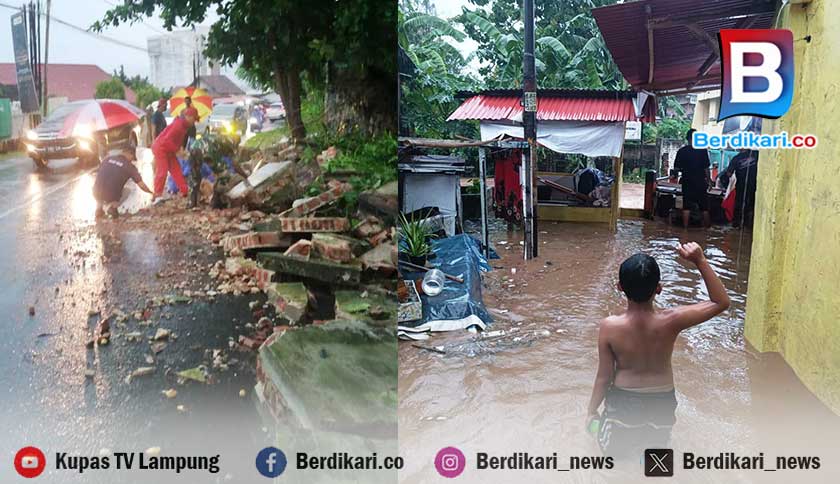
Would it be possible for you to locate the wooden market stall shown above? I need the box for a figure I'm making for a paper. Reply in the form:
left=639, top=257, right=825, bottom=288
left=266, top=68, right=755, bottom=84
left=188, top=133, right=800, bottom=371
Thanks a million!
left=447, top=89, right=656, bottom=228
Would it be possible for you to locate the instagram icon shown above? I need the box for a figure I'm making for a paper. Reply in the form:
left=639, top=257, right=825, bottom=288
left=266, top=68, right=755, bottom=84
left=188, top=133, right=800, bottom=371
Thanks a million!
left=435, top=447, right=466, bottom=478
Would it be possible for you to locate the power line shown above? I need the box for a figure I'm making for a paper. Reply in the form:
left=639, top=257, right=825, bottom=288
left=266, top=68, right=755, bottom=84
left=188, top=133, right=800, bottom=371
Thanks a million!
left=100, top=0, right=165, bottom=36
left=100, top=0, right=204, bottom=52
left=0, top=1, right=148, bottom=53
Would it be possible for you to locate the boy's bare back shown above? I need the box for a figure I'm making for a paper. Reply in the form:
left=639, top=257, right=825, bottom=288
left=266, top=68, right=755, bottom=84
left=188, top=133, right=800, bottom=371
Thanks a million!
left=588, top=243, right=731, bottom=418
left=600, top=311, right=680, bottom=389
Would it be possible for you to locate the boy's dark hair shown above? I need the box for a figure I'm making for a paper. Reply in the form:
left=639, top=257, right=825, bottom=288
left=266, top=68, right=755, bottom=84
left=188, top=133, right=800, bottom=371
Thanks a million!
left=619, top=253, right=660, bottom=302
left=686, top=128, right=696, bottom=142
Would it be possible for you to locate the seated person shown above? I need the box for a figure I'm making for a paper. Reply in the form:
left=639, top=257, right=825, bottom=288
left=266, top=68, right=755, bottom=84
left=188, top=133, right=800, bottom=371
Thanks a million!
left=92, top=145, right=153, bottom=219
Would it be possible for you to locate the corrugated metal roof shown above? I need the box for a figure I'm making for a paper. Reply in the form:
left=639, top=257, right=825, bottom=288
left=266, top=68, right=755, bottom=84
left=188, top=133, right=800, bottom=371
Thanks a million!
left=592, top=0, right=775, bottom=92
left=0, top=63, right=137, bottom=103
left=448, top=90, right=656, bottom=122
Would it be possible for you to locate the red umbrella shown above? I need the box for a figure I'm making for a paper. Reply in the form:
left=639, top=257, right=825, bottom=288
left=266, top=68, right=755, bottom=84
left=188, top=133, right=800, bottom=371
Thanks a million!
left=58, top=99, right=146, bottom=138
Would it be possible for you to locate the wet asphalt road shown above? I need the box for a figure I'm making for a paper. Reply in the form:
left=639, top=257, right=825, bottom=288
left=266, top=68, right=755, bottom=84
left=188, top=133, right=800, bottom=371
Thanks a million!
left=0, top=155, right=272, bottom=483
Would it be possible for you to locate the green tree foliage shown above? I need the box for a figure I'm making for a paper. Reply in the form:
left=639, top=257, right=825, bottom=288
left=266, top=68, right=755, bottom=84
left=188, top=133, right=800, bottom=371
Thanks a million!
left=399, top=0, right=480, bottom=139
left=94, top=78, right=126, bottom=100
left=643, top=96, right=692, bottom=143
left=457, top=0, right=625, bottom=89
left=114, top=65, right=167, bottom=109
left=134, top=85, right=166, bottom=111
left=399, top=0, right=630, bottom=138
left=94, top=0, right=395, bottom=142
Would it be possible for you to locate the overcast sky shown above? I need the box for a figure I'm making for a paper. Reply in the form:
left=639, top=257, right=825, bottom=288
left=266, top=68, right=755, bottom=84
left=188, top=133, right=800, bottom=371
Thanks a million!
left=0, top=0, right=220, bottom=78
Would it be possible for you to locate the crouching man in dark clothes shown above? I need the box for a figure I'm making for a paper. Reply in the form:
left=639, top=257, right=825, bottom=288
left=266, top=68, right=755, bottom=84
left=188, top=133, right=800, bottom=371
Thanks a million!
left=93, top=146, right=153, bottom=219
left=586, top=243, right=730, bottom=458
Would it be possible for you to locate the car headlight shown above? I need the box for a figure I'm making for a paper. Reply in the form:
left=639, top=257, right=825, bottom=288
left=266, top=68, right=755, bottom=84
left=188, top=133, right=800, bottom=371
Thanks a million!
left=26, top=130, right=38, bottom=141
left=73, top=124, right=93, bottom=139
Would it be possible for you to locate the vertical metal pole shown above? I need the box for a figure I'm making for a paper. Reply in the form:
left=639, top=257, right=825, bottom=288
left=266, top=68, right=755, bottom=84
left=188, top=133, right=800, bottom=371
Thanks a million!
left=479, top=147, right=490, bottom=259
left=35, top=1, right=40, bottom=103
left=42, top=0, right=50, bottom=116
left=521, top=150, right=529, bottom=260
left=523, top=0, right=537, bottom=259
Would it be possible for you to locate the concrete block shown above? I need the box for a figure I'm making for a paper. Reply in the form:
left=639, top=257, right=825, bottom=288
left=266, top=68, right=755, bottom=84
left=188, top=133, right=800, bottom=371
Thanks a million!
left=266, top=282, right=309, bottom=324
left=228, top=161, right=292, bottom=199
left=256, top=320, right=397, bottom=431
left=222, top=231, right=288, bottom=252
left=334, top=290, right=395, bottom=325
left=283, top=239, right=312, bottom=259
left=311, top=233, right=354, bottom=262
left=258, top=252, right=362, bottom=285
left=277, top=217, right=350, bottom=233
left=360, top=242, right=397, bottom=273
left=280, top=183, right=351, bottom=218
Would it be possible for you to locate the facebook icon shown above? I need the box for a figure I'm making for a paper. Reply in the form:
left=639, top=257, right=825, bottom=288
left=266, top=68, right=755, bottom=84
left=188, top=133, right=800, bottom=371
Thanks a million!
left=256, top=447, right=287, bottom=478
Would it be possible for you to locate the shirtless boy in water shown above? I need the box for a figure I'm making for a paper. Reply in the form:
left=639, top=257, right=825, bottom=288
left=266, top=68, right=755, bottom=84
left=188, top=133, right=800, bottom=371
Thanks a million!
left=586, top=242, right=730, bottom=457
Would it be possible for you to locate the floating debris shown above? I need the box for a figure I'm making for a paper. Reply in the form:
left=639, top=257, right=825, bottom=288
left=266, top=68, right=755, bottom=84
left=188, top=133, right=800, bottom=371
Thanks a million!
left=126, top=366, right=156, bottom=383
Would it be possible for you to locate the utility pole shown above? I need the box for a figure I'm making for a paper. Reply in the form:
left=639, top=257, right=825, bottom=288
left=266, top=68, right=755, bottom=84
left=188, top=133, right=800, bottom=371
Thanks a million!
left=522, top=0, right=538, bottom=259
left=42, top=0, right=50, bottom=116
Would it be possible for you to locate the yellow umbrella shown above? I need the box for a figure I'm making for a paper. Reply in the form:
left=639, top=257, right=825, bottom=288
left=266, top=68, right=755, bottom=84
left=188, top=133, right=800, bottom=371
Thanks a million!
left=169, top=86, right=213, bottom=120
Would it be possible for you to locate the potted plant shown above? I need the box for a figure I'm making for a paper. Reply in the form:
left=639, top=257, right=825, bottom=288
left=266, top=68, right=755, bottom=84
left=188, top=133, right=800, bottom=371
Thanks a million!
left=399, top=214, right=434, bottom=266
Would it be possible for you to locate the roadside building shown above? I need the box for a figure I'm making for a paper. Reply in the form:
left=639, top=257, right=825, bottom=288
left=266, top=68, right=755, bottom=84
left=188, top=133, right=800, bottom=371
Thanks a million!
left=594, top=0, right=840, bottom=412
left=197, top=75, right=245, bottom=98
left=741, top=0, right=840, bottom=413
left=147, top=27, right=215, bottom=90
left=691, top=90, right=724, bottom=135
left=0, top=63, right=137, bottom=108
left=147, top=28, right=247, bottom=94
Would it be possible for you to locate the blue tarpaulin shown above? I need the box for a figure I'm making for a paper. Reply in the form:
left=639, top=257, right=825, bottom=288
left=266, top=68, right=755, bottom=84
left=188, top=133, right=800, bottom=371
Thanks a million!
left=398, top=234, right=492, bottom=336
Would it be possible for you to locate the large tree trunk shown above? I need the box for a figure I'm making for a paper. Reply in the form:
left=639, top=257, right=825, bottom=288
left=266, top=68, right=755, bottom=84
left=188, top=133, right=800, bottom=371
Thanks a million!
left=273, top=67, right=306, bottom=143
left=324, top=61, right=395, bottom=136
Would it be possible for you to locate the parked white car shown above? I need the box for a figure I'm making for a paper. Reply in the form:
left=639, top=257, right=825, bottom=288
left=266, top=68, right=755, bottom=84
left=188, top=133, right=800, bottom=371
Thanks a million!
left=266, top=102, right=285, bottom=121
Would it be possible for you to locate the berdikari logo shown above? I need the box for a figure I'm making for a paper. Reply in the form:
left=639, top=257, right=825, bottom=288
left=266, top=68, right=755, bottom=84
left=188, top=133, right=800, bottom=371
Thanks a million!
left=718, top=29, right=794, bottom=120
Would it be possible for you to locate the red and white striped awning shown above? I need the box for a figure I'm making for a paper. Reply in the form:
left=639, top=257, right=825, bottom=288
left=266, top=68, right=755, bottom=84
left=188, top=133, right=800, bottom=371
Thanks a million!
left=447, top=89, right=656, bottom=123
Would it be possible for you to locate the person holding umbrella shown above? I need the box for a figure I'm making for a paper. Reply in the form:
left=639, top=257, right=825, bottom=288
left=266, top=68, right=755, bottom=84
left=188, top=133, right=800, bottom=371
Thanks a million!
left=182, top=96, right=199, bottom=148
left=151, top=109, right=197, bottom=200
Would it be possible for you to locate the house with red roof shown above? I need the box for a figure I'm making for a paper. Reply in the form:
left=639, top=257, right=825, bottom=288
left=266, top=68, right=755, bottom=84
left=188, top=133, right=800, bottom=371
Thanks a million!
left=0, top=63, right=136, bottom=105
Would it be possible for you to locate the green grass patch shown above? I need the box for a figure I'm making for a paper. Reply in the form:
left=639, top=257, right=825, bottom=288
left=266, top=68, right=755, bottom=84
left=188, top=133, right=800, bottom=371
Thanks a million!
left=247, top=88, right=396, bottom=220
left=243, top=128, right=288, bottom=150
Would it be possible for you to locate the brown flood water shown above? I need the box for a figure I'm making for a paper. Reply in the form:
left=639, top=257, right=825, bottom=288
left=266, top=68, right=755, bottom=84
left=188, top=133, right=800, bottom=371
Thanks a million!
left=399, top=219, right=840, bottom=483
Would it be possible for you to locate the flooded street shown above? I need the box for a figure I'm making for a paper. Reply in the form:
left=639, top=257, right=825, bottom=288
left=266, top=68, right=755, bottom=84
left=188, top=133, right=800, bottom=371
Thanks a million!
left=399, top=218, right=840, bottom=483
left=0, top=156, right=270, bottom=483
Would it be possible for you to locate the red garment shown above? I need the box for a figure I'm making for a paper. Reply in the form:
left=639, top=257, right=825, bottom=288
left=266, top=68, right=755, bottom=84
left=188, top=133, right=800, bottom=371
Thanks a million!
left=152, top=116, right=190, bottom=154
left=152, top=147, right=188, bottom=196
left=722, top=188, right=736, bottom=222
left=183, top=106, right=199, bottom=121
left=493, top=149, right=523, bottom=223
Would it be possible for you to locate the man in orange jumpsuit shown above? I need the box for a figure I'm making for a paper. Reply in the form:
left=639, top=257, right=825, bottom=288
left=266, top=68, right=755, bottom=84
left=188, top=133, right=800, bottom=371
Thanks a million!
left=151, top=111, right=196, bottom=199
